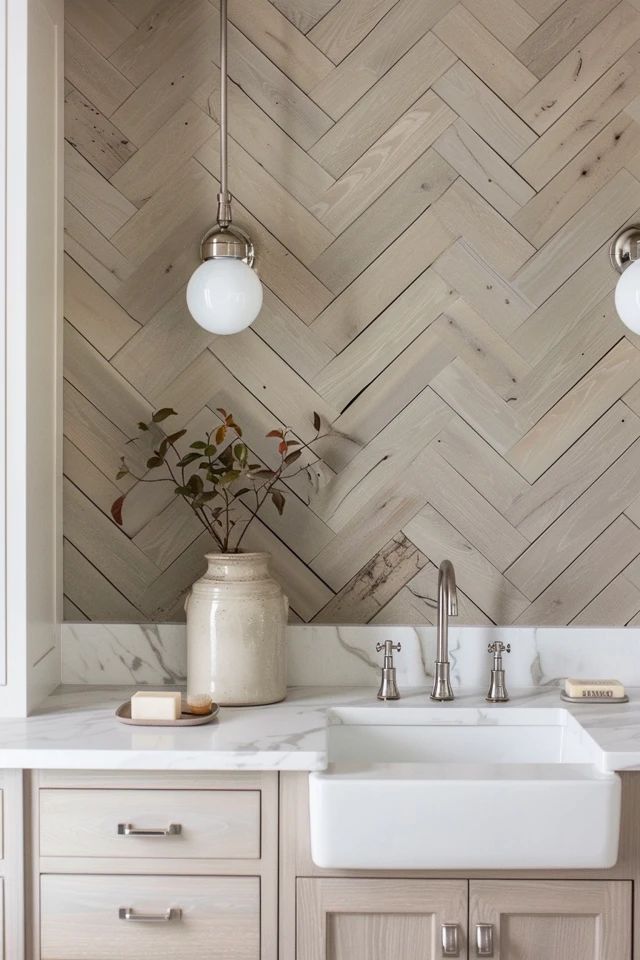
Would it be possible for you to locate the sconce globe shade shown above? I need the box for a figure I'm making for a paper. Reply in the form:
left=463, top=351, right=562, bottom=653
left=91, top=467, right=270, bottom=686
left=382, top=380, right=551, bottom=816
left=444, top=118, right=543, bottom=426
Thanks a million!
left=186, top=257, right=263, bottom=335
left=615, top=258, right=640, bottom=335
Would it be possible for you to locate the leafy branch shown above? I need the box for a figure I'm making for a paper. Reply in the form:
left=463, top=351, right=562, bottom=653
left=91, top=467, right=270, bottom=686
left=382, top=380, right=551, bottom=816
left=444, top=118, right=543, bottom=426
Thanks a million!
left=111, top=408, right=328, bottom=553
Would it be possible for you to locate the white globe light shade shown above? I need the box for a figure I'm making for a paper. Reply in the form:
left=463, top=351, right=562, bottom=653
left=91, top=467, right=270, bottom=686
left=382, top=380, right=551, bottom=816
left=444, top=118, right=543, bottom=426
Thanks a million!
left=186, top=257, right=263, bottom=334
left=615, top=258, right=640, bottom=335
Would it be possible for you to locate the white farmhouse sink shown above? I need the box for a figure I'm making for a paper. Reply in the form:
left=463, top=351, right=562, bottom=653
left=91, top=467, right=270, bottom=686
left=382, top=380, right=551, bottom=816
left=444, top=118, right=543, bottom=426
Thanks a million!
left=309, top=707, right=621, bottom=870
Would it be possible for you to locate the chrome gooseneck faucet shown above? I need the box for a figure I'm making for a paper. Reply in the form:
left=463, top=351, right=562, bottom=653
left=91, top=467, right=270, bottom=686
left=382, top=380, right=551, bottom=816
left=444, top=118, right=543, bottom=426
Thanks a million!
left=430, top=559, right=458, bottom=701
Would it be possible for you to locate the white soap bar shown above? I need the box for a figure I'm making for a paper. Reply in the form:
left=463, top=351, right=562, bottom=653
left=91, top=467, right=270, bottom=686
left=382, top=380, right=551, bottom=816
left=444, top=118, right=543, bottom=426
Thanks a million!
left=564, top=678, right=625, bottom=699
left=130, top=691, right=181, bottom=720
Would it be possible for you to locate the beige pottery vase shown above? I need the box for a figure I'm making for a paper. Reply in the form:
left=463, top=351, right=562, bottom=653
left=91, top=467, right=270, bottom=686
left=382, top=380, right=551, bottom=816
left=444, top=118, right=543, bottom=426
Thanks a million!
left=186, top=552, right=288, bottom=706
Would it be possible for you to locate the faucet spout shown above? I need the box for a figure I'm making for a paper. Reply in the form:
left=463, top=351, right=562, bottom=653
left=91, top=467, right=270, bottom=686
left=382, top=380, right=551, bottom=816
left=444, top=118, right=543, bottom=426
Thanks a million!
left=431, top=559, right=457, bottom=701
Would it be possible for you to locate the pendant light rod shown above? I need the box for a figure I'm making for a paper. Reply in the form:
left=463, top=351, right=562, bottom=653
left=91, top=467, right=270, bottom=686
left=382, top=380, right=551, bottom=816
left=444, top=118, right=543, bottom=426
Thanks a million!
left=217, top=0, right=232, bottom=227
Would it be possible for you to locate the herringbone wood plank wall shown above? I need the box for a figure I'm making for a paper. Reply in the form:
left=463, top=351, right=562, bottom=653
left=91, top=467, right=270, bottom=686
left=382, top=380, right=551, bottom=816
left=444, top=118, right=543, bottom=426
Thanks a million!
left=63, top=0, right=640, bottom=626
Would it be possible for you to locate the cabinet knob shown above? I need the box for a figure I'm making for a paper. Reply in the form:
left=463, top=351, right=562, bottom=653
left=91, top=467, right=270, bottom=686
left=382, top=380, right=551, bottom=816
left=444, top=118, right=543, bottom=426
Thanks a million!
left=119, top=907, right=182, bottom=923
left=441, top=923, right=460, bottom=957
left=476, top=923, right=494, bottom=957
left=117, top=822, right=182, bottom=837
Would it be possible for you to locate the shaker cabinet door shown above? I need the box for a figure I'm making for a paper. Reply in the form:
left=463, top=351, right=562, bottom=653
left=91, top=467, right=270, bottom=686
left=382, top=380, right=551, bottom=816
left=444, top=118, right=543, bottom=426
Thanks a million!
left=297, top=878, right=467, bottom=960
left=469, top=880, right=632, bottom=960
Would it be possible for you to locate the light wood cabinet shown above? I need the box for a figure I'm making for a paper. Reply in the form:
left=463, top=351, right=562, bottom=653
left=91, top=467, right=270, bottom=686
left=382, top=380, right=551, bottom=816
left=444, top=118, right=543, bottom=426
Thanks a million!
left=297, top=878, right=468, bottom=960
left=40, top=875, right=260, bottom=960
left=469, top=880, right=632, bottom=960
left=296, top=878, right=632, bottom=960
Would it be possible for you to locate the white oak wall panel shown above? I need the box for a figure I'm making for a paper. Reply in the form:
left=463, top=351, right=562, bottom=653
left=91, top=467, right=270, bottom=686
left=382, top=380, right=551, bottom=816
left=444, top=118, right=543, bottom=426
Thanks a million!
left=63, top=0, right=640, bottom=626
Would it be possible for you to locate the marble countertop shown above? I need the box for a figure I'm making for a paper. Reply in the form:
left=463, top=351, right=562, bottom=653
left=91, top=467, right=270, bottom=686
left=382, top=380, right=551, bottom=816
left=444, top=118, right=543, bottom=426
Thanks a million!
left=0, top=684, right=638, bottom=771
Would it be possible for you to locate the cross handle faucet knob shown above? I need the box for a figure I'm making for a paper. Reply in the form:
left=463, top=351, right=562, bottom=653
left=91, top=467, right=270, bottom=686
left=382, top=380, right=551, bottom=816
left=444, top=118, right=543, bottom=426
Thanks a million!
left=487, top=641, right=510, bottom=655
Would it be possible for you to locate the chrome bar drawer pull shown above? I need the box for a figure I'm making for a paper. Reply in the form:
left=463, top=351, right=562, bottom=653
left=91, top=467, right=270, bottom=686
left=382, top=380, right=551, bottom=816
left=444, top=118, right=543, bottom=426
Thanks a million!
left=441, top=923, right=460, bottom=957
left=119, top=907, right=182, bottom=923
left=476, top=923, right=494, bottom=957
left=117, top=822, right=182, bottom=837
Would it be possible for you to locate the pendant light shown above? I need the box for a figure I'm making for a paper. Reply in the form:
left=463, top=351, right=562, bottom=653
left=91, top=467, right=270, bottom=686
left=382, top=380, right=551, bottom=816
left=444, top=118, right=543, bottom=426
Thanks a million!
left=186, top=0, right=263, bottom=334
left=611, top=226, right=640, bottom=334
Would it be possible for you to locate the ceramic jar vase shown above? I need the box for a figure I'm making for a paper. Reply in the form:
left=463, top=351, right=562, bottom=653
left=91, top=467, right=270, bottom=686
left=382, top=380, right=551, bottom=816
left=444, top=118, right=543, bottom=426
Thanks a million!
left=186, top=552, right=288, bottom=706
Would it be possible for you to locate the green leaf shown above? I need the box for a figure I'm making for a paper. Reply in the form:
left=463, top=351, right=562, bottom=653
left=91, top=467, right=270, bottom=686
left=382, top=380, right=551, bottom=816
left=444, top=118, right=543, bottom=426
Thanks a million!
left=253, top=469, right=274, bottom=479
left=284, top=449, right=301, bottom=466
left=190, top=441, right=208, bottom=450
left=146, top=456, right=164, bottom=469
left=137, top=421, right=149, bottom=432
left=177, top=452, right=201, bottom=468
left=116, top=466, right=129, bottom=480
left=166, top=429, right=187, bottom=444
left=174, top=485, right=192, bottom=497
left=187, top=473, right=204, bottom=495
left=271, top=490, right=285, bottom=515
left=199, top=490, right=220, bottom=502
left=234, top=487, right=250, bottom=498
left=313, top=411, right=321, bottom=431
left=234, top=443, right=248, bottom=465
left=219, top=446, right=234, bottom=468
left=204, top=444, right=217, bottom=457
left=158, top=438, right=169, bottom=457
left=152, top=407, right=177, bottom=423
left=219, top=470, right=241, bottom=485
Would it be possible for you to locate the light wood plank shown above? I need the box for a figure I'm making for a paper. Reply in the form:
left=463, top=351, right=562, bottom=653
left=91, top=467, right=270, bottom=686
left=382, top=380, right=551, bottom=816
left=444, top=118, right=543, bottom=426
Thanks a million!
left=516, top=0, right=620, bottom=79
left=64, top=0, right=135, bottom=57
left=433, top=240, right=535, bottom=339
left=310, top=90, right=455, bottom=235
left=65, top=141, right=136, bottom=239
left=434, top=4, right=537, bottom=107
left=310, top=0, right=457, bottom=120
left=507, top=437, right=640, bottom=599
left=110, top=101, right=216, bottom=206
left=311, top=149, right=456, bottom=294
left=572, top=571, right=640, bottom=625
left=227, top=0, right=333, bottom=93
left=64, top=22, right=134, bottom=117
left=64, top=86, right=136, bottom=180
left=517, top=3, right=640, bottom=134
left=434, top=60, right=536, bottom=163
left=508, top=340, right=640, bottom=481
left=64, top=255, right=139, bottom=360
left=308, top=0, right=398, bottom=63
left=462, top=0, right=538, bottom=51
left=514, top=515, right=640, bottom=623
left=310, top=32, right=455, bottom=178
left=514, top=114, right=640, bottom=247
left=515, top=41, right=640, bottom=188
left=312, top=205, right=454, bottom=353
left=434, top=119, right=535, bottom=219
left=507, top=401, right=640, bottom=539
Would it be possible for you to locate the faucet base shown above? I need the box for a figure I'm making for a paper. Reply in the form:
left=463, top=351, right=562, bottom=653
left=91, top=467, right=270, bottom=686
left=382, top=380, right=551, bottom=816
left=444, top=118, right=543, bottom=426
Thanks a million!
left=430, top=661, right=454, bottom=701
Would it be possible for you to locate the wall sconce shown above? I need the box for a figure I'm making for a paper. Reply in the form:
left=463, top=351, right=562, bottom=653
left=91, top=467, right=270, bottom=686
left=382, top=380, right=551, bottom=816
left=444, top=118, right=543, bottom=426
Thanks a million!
left=611, top=226, right=640, bottom=334
left=186, top=0, right=263, bottom=335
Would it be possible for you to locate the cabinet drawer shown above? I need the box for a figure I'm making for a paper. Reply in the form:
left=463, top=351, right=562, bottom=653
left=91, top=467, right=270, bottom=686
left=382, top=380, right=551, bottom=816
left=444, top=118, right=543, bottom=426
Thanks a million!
left=40, top=875, right=259, bottom=960
left=40, top=788, right=260, bottom=859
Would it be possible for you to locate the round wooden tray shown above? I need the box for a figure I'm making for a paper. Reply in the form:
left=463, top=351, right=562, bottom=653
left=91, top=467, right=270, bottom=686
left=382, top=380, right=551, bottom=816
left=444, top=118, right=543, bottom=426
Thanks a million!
left=115, top=700, right=220, bottom=726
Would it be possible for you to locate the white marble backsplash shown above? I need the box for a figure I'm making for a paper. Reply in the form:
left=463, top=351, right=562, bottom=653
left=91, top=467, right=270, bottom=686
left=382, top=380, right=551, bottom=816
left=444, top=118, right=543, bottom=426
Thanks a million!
left=62, top=623, right=640, bottom=690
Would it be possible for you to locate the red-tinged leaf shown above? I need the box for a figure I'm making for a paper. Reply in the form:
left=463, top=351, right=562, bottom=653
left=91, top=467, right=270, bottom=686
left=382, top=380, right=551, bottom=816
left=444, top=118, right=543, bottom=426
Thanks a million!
left=266, top=429, right=283, bottom=438
left=152, top=407, right=177, bottom=423
left=216, top=407, right=228, bottom=419
left=278, top=440, right=287, bottom=455
left=215, top=425, right=227, bottom=445
left=284, top=449, right=301, bottom=465
left=313, top=411, right=321, bottom=431
left=111, top=495, right=125, bottom=526
left=229, top=421, right=242, bottom=436
left=271, top=490, right=285, bottom=515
